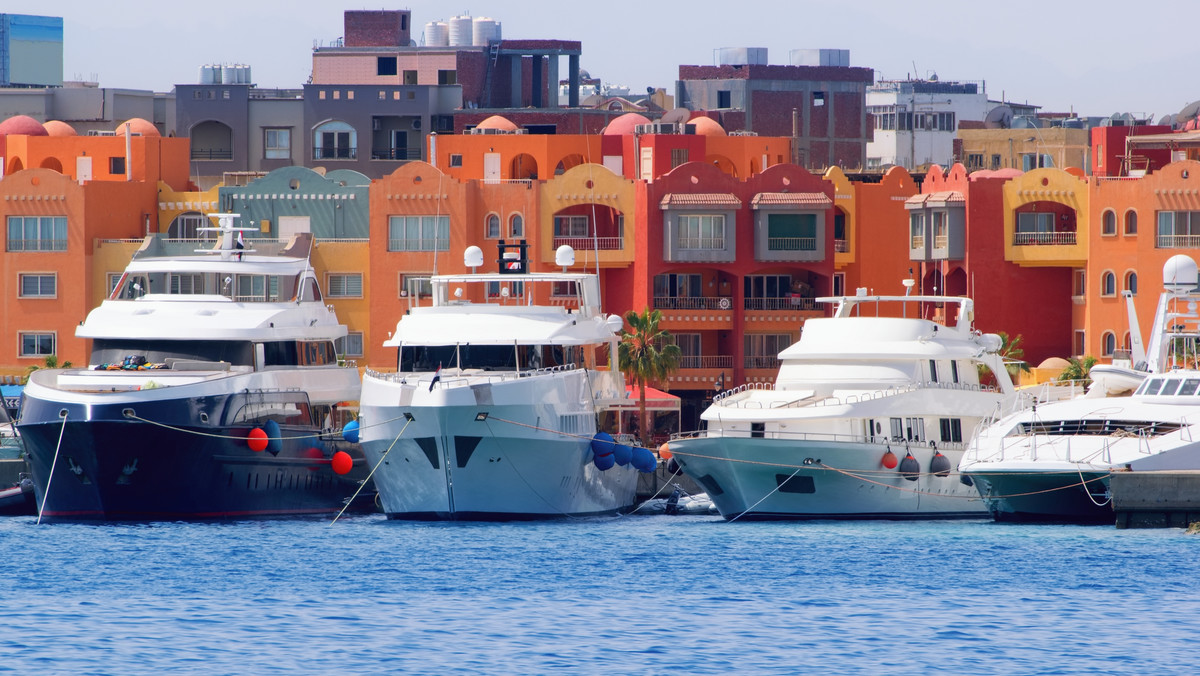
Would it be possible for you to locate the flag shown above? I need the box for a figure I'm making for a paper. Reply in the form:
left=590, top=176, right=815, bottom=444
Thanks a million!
left=236, top=231, right=245, bottom=249
left=428, top=362, right=442, bottom=392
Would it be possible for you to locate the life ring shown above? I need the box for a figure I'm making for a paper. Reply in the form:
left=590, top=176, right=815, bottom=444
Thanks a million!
left=718, top=297, right=731, bottom=310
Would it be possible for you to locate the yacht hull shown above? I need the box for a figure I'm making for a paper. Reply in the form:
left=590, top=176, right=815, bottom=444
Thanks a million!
left=965, top=470, right=1113, bottom=523
left=19, top=373, right=371, bottom=521
left=360, top=372, right=638, bottom=520
left=670, top=437, right=986, bottom=520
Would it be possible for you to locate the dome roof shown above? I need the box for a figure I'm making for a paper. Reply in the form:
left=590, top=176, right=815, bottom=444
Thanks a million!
left=0, top=115, right=48, bottom=137
left=602, top=112, right=650, bottom=135
left=474, top=115, right=517, bottom=131
left=42, top=120, right=77, bottom=137
left=1037, top=357, right=1071, bottom=370
left=689, top=116, right=726, bottom=136
left=115, top=118, right=161, bottom=137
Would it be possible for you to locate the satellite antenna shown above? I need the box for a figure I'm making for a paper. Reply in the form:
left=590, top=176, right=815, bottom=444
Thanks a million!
left=983, top=105, right=1013, bottom=130
left=196, top=213, right=258, bottom=261
left=659, top=108, right=691, bottom=125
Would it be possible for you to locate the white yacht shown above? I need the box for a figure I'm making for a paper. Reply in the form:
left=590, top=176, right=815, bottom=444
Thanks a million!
left=19, top=215, right=369, bottom=520
left=358, top=242, right=646, bottom=520
left=960, top=255, right=1200, bottom=522
left=667, top=291, right=1017, bottom=520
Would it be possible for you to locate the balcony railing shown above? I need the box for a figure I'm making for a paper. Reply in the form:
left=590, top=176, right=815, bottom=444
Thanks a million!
left=553, top=236, right=624, bottom=251
left=6, top=239, right=67, bottom=252
left=744, top=355, right=781, bottom=370
left=677, top=237, right=726, bottom=250
left=1014, top=231, right=1076, bottom=246
left=387, top=238, right=449, bottom=252
left=934, top=235, right=949, bottom=248
left=766, top=237, right=817, bottom=251
left=191, top=148, right=233, bottom=160
left=834, top=239, right=849, bottom=253
left=653, top=296, right=734, bottom=310
left=744, top=297, right=817, bottom=311
left=313, top=147, right=358, bottom=160
left=679, top=355, right=734, bottom=369
left=371, top=147, right=422, bottom=160
left=910, top=236, right=925, bottom=248
left=1156, top=234, right=1200, bottom=249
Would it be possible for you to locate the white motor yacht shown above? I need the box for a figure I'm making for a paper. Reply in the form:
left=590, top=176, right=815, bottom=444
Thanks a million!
left=358, top=242, right=647, bottom=520
left=960, top=255, right=1200, bottom=522
left=668, top=290, right=1017, bottom=520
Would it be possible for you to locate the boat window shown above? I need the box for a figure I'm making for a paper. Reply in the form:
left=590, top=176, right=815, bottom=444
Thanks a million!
left=263, top=340, right=338, bottom=367
left=1179, top=379, right=1200, bottom=396
left=950, top=360, right=960, bottom=384
left=1159, top=380, right=1182, bottom=396
left=906, top=417, right=926, bottom=442
left=889, top=418, right=903, bottom=440
left=751, top=422, right=765, bottom=439
left=939, top=418, right=962, bottom=443
left=929, top=360, right=938, bottom=383
left=90, top=339, right=254, bottom=367
left=226, top=392, right=313, bottom=426
left=1143, top=379, right=1164, bottom=396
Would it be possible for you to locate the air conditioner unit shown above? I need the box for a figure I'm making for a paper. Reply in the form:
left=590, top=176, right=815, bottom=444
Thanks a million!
left=412, top=118, right=422, bottom=130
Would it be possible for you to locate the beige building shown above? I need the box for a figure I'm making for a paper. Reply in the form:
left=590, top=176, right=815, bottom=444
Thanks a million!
left=957, top=126, right=1090, bottom=173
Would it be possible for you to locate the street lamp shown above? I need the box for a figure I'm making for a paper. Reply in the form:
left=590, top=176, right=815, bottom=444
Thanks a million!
left=714, top=371, right=726, bottom=394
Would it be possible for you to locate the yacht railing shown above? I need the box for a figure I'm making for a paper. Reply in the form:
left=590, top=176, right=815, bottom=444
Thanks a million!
left=713, top=380, right=1002, bottom=409
left=671, top=427, right=968, bottom=452
left=364, top=362, right=580, bottom=386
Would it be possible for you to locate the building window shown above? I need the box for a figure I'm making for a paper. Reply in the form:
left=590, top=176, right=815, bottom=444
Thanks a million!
left=388, top=215, right=449, bottom=252
left=932, top=211, right=949, bottom=247
left=19, top=332, right=55, bottom=358
left=1072, top=269, right=1086, bottom=298
left=509, top=214, right=524, bottom=238
left=401, top=274, right=432, bottom=299
left=449, top=154, right=463, bottom=168
left=677, top=214, right=725, bottom=249
left=335, top=332, right=365, bottom=358
left=717, top=90, right=731, bottom=109
left=326, top=273, right=363, bottom=298
left=909, top=212, right=925, bottom=249
left=1156, top=211, right=1200, bottom=248
left=744, top=333, right=792, bottom=370
left=403, top=70, right=418, bottom=85
left=109, top=157, right=125, bottom=175
left=1102, top=331, right=1116, bottom=357
left=833, top=272, right=845, bottom=297
left=1074, top=330, right=1086, bottom=357
left=485, top=214, right=501, bottom=238
left=1124, top=271, right=1137, bottom=296
left=265, top=129, right=291, bottom=160
left=1101, top=271, right=1116, bottom=297
left=108, top=272, right=123, bottom=297
left=7, top=216, right=67, bottom=252
left=766, top=213, right=817, bottom=251
left=966, top=153, right=984, bottom=171
left=670, top=148, right=688, bottom=168
left=653, top=273, right=703, bottom=308
left=554, top=215, right=590, bottom=238
left=1124, top=210, right=1137, bottom=235
left=377, top=56, right=398, bottom=76
left=813, top=91, right=826, bottom=107
left=312, top=121, right=356, bottom=160
left=1101, top=209, right=1117, bottom=236
left=487, top=281, right=524, bottom=299
left=18, top=273, right=56, bottom=298
left=990, top=154, right=1001, bottom=170
left=438, top=70, right=457, bottom=85
left=744, top=274, right=799, bottom=310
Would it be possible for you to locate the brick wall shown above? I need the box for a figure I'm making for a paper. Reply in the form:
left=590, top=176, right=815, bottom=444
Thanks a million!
left=344, top=10, right=410, bottom=47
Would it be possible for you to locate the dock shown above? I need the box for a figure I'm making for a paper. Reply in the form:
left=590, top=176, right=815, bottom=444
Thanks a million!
left=1111, top=470, right=1200, bottom=528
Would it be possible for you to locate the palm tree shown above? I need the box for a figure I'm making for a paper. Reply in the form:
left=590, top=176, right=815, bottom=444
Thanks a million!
left=1057, top=355, right=1098, bottom=387
left=618, top=308, right=681, bottom=447
left=978, top=331, right=1031, bottom=384
left=25, top=354, right=72, bottom=382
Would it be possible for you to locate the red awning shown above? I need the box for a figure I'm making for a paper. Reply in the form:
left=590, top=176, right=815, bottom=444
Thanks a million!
left=617, top=385, right=681, bottom=411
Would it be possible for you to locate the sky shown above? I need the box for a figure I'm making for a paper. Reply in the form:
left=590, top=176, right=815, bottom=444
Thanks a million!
left=36, top=0, right=1200, bottom=121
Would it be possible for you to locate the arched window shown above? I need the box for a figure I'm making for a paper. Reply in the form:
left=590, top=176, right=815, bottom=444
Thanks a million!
left=1101, top=271, right=1116, bottom=296
left=312, top=120, right=356, bottom=160
left=485, top=214, right=500, bottom=238
left=1102, top=331, right=1116, bottom=357
left=1124, top=209, right=1137, bottom=235
left=1123, top=332, right=1132, bottom=352
left=1124, top=271, right=1137, bottom=296
left=509, top=214, right=524, bottom=238
left=1101, top=210, right=1116, bottom=236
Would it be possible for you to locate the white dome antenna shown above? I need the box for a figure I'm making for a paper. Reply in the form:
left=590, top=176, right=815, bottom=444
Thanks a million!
left=555, top=245, right=576, bottom=271
left=464, top=246, right=484, bottom=272
left=1164, top=255, right=1199, bottom=294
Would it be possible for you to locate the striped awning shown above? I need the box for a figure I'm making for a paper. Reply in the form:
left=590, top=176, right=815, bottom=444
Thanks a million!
left=659, top=193, right=741, bottom=208
left=904, top=190, right=965, bottom=208
left=750, top=192, right=832, bottom=208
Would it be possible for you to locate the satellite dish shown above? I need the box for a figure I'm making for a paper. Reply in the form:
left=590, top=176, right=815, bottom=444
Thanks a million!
left=1159, top=113, right=1178, bottom=127
left=659, top=108, right=692, bottom=125
left=1179, top=100, right=1200, bottom=120
left=983, top=105, right=1013, bottom=129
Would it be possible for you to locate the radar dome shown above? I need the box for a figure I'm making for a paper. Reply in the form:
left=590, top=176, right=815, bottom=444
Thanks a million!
left=555, top=245, right=576, bottom=267
left=1164, top=255, right=1199, bottom=294
left=464, top=245, right=484, bottom=269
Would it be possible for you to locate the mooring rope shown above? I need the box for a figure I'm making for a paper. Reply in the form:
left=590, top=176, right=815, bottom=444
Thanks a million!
left=330, top=416, right=412, bottom=525
left=37, top=410, right=69, bottom=525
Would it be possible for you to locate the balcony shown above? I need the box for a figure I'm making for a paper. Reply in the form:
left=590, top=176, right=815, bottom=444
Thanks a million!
left=934, top=235, right=949, bottom=249
left=834, top=239, right=849, bottom=253
left=191, top=148, right=233, bottom=160
left=677, top=237, right=727, bottom=250
left=910, top=236, right=925, bottom=249
left=371, top=147, right=422, bottom=161
left=744, top=297, right=817, bottom=311
left=312, top=147, right=358, bottom=160
left=654, top=296, right=734, bottom=331
left=679, top=355, right=735, bottom=370
left=653, top=296, right=733, bottom=311
left=744, top=355, right=780, bottom=370
left=553, top=236, right=624, bottom=251
left=765, top=237, right=817, bottom=252
left=1157, top=234, right=1200, bottom=249
left=1013, top=231, right=1076, bottom=246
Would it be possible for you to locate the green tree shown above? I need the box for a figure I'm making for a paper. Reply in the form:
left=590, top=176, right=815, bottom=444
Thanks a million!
left=25, top=354, right=73, bottom=382
left=618, top=308, right=681, bottom=447
left=978, top=331, right=1031, bottom=383
left=1057, top=355, right=1098, bottom=387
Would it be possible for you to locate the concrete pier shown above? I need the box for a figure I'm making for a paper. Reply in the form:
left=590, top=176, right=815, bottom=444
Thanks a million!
left=0, top=458, right=26, bottom=486
left=1111, top=470, right=1200, bottom=528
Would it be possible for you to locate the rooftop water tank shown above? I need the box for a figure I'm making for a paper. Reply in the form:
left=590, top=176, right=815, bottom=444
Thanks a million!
left=448, top=15, right=473, bottom=46
left=199, top=65, right=215, bottom=85
left=789, top=49, right=850, bottom=67
left=473, top=17, right=501, bottom=46
left=717, top=47, right=768, bottom=66
left=425, top=21, right=449, bottom=47
left=221, top=65, right=235, bottom=84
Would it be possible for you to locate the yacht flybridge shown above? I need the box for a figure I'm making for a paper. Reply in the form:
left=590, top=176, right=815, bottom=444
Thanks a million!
left=668, top=290, right=1018, bottom=520
left=19, top=215, right=370, bottom=520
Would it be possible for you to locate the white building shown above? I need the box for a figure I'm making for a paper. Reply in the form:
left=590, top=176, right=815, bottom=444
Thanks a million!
left=866, top=77, right=991, bottom=170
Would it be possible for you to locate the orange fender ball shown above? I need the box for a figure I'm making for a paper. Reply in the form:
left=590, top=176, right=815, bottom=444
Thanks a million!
left=658, top=442, right=672, bottom=460
left=881, top=450, right=898, bottom=469
left=247, top=427, right=268, bottom=452
left=331, top=450, right=354, bottom=475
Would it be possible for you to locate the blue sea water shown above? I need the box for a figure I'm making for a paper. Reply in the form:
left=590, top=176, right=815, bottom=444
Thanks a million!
left=0, top=514, right=1197, bottom=674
